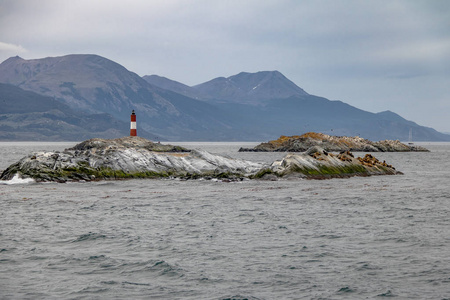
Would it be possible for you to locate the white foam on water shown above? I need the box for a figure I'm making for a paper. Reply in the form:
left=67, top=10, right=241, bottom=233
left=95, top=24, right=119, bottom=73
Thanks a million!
left=0, top=173, right=35, bottom=185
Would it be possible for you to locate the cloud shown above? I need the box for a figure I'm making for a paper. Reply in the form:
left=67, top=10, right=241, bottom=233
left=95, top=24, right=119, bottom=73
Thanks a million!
left=0, top=0, right=449, bottom=131
left=372, top=38, right=450, bottom=67
left=0, top=41, right=27, bottom=54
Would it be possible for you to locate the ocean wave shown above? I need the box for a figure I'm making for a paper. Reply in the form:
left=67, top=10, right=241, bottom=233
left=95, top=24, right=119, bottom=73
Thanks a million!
left=120, top=260, right=185, bottom=278
left=218, top=295, right=263, bottom=300
left=72, top=232, right=108, bottom=243
left=0, top=173, right=35, bottom=185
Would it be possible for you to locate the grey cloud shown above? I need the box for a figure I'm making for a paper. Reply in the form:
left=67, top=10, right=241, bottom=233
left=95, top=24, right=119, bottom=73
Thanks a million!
left=0, top=0, right=449, bottom=132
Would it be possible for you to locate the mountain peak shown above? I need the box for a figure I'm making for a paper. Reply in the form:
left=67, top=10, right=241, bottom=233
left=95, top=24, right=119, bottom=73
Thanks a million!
left=0, top=54, right=137, bottom=87
left=0, top=53, right=159, bottom=116
left=234, top=70, right=282, bottom=77
left=0, top=55, right=25, bottom=65
left=193, top=70, right=308, bottom=104
left=7, top=55, right=24, bottom=61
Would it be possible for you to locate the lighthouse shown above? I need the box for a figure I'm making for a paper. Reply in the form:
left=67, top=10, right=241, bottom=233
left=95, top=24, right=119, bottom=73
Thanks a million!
left=130, top=110, right=137, bottom=136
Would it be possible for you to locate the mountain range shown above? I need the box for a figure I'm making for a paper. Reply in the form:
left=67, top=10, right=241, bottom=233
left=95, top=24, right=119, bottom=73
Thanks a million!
left=0, top=82, right=159, bottom=141
left=0, top=54, right=449, bottom=142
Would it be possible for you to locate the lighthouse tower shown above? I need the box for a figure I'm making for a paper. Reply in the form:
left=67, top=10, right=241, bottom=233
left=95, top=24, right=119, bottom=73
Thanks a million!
left=130, top=110, right=137, bottom=136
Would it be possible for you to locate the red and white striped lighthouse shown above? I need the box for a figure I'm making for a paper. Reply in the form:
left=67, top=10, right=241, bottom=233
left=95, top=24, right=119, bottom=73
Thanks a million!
left=130, top=110, right=137, bottom=136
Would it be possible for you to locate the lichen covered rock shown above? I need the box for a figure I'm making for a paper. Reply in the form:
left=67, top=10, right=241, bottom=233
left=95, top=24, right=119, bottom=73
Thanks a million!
left=0, top=137, right=402, bottom=182
left=252, top=146, right=401, bottom=180
left=239, top=132, right=429, bottom=152
left=0, top=137, right=263, bottom=182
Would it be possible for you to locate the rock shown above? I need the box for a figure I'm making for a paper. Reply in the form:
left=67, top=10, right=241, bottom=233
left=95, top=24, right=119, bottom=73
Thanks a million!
left=0, top=137, right=263, bottom=182
left=0, top=137, right=402, bottom=182
left=239, top=132, right=429, bottom=152
left=68, top=136, right=190, bottom=152
left=251, top=146, right=402, bottom=179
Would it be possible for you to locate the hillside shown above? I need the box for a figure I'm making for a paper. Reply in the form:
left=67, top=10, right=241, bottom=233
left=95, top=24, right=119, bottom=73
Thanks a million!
left=0, top=83, right=153, bottom=141
left=147, top=71, right=450, bottom=141
left=1, top=54, right=449, bottom=142
left=0, top=55, right=237, bottom=140
left=142, top=75, right=206, bottom=100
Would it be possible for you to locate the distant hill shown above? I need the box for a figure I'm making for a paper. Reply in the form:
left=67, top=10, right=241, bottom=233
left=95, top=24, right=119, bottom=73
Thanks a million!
left=0, top=83, right=147, bottom=141
left=192, top=71, right=308, bottom=105
left=143, top=71, right=309, bottom=105
left=203, top=94, right=450, bottom=141
left=147, top=70, right=450, bottom=142
left=1, top=54, right=449, bottom=142
left=0, top=55, right=238, bottom=140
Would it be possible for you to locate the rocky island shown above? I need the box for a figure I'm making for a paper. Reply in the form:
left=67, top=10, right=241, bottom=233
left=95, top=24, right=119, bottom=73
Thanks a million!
left=0, top=136, right=402, bottom=183
left=239, top=132, right=429, bottom=152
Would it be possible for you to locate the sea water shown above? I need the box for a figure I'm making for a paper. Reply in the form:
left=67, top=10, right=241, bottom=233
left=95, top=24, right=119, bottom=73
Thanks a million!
left=0, top=142, right=449, bottom=299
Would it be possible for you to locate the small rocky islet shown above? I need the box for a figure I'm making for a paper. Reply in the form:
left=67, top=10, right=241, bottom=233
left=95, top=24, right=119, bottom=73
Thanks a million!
left=239, top=132, right=429, bottom=152
left=0, top=135, right=403, bottom=183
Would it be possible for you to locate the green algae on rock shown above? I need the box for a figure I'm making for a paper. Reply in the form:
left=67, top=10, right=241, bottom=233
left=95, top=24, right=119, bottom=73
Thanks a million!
left=0, top=137, right=402, bottom=182
left=0, top=137, right=263, bottom=182
left=254, top=146, right=402, bottom=180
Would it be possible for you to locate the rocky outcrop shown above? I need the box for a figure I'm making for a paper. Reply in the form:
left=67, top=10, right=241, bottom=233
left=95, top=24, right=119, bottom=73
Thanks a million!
left=68, top=136, right=190, bottom=153
left=239, top=132, right=429, bottom=152
left=0, top=137, right=263, bottom=182
left=0, top=137, right=401, bottom=183
left=252, top=146, right=402, bottom=180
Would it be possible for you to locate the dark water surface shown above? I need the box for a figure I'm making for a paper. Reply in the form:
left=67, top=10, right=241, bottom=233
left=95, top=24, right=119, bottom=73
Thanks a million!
left=1, top=142, right=449, bottom=299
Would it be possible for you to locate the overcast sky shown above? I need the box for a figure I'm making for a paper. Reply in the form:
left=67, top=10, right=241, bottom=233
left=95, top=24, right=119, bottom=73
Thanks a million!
left=1, top=0, right=449, bottom=132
